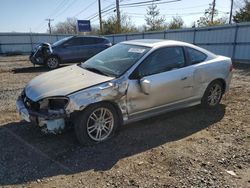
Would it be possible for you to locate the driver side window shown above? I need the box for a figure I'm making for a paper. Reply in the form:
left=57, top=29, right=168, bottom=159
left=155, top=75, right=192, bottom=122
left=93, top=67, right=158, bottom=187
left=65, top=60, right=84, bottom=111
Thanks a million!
left=138, top=47, right=185, bottom=77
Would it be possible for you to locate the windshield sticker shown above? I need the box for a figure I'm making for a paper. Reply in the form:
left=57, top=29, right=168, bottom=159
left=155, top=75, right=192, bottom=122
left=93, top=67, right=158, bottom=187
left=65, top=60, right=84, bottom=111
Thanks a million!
left=128, top=48, right=145, bottom=53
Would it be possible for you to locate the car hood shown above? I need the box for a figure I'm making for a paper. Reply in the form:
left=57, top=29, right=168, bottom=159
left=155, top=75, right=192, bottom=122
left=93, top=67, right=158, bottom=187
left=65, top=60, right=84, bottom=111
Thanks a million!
left=25, top=65, right=114, bottom=101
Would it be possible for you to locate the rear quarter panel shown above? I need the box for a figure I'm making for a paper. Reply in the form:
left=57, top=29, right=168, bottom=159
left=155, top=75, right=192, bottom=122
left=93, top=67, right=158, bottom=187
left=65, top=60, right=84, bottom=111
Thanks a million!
left=193, top=55, right=232, bottom=97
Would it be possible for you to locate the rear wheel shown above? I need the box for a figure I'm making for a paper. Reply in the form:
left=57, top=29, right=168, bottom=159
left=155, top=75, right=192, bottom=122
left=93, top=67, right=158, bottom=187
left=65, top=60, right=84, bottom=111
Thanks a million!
left=46, top=56, right=60, bottom=69
left=74, top=103, right=119, bottom=145
left=201, top=80, right=223, bottom=108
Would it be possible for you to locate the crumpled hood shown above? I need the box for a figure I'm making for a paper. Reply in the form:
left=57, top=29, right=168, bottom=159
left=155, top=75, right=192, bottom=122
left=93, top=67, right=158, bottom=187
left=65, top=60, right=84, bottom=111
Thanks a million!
left=25, top=65, right=113, bottom=101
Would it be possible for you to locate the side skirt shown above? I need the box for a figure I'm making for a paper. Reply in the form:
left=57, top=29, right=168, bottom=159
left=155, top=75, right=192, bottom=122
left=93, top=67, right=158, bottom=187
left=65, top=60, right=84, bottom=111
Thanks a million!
left=123, top=98, right=201, bottom=125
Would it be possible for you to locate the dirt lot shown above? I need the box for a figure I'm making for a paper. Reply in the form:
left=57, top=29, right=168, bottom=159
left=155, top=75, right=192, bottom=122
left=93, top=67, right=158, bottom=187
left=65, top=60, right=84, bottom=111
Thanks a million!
left=0, top=56, right=249, bottom=188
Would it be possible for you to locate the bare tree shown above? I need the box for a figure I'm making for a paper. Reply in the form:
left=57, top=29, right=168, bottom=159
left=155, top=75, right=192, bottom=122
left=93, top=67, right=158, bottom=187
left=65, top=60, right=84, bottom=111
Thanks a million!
left=52, top=17, right=77, bottom=34
left=102, top=13, right=138, bottom=34
left=168, top=16, right=184, bottom=29
left=197, top=4, right=227, bottom=27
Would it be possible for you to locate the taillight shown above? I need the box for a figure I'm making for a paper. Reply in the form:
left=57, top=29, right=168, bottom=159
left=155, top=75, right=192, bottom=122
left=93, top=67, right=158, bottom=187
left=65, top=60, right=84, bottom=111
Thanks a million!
left=229, top=64, right=233, bottom=72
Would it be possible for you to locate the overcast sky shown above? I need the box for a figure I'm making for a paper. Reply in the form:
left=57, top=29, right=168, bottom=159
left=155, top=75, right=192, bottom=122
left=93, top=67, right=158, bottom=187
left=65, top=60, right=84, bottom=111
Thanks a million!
left=0, top=0, right=240, bottom=33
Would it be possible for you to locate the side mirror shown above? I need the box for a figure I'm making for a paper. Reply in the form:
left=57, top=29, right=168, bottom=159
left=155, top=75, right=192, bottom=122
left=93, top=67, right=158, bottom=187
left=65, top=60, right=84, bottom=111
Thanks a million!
left=140, top=78, right=151, bottom=95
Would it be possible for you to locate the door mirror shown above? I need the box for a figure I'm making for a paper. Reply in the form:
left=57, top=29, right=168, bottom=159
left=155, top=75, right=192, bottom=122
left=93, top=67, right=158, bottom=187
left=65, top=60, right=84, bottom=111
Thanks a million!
left=140, top=78, right=151, bottom=95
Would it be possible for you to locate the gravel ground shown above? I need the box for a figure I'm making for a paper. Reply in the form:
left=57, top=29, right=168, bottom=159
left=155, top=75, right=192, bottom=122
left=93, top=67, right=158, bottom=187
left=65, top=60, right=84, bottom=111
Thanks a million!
left=0, top=56, right=249, bottom=188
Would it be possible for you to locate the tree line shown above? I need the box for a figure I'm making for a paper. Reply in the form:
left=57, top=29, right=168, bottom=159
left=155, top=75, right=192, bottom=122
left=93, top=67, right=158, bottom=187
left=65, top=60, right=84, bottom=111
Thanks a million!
left=51, top=0, right=250, bottom=35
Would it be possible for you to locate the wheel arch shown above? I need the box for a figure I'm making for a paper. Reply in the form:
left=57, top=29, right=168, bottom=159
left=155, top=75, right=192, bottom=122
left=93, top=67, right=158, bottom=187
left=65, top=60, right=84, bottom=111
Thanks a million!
left=201, top=78, right=225, bottom=107
left=209, top=78, right=226, bottom=94
left=80, top=100, right=124, bottom=126
left=46, top=54, right=61, bottom=63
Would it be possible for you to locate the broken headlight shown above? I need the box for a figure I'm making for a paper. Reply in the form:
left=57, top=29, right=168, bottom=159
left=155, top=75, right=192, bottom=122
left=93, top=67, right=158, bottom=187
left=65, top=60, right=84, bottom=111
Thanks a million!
left=39, top=97, right=69, bottom=111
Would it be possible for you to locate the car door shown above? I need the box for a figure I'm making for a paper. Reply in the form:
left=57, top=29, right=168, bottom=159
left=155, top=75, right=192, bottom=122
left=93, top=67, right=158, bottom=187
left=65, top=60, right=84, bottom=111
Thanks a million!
left=126, top=46, right=195, bottom=115
left=77, top=37, right=93, bottom=60
left=81, top=37, right=107, bottom=59
left=58, top=37, right=83, bottom=62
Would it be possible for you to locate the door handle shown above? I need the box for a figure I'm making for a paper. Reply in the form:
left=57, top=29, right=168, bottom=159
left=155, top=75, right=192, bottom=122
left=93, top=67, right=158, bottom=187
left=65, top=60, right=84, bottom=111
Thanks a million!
left=181, top=76, right=187, bottom=80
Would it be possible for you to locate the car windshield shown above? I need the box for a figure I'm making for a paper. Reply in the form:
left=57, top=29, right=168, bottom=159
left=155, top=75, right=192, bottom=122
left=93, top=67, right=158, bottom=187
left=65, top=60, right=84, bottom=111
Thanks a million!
left=80, top=43, right=150, bottom=77
left=52, top=36, right=73, bottom=47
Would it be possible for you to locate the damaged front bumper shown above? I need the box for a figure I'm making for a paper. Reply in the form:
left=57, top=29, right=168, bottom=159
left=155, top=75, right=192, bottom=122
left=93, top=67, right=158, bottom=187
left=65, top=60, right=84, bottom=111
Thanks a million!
left=16, top=96, right=67, bottom=134
left=30, top=54, right=45, bottom=65
left=16, top=96, right=31, bottom=122
left=29, top=43, right=52, bottom=65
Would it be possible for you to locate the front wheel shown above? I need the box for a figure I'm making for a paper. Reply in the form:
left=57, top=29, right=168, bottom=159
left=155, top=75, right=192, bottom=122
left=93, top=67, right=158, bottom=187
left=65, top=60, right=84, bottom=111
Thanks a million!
left=46, top=56, right=60, bottom=69
left=201, top=80, right=223, bottom=108
left=74, top=103, right=119, bottom=145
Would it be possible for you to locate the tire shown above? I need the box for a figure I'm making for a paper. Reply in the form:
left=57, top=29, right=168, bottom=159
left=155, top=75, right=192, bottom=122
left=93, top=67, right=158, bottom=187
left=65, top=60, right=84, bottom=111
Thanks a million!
left=74, top=102, right=119, bottom=145
left=46, top=56, right=60, bottom=69
left=201, top=80, right=223, bottom=108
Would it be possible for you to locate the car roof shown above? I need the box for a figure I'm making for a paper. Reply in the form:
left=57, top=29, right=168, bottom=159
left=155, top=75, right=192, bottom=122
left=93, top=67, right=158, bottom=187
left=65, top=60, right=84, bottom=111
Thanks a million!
left=122, top=39, right=193, bottom=47
left=122, top=39, right=217, bottom=57
left=73, top=35, right=108, bottom=39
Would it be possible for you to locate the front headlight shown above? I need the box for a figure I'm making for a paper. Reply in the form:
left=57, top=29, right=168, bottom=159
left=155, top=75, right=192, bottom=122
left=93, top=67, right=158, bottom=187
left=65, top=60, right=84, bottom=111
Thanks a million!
left=46, top=46, right=53, bottom=54
left=39, top=97, right=69, bottom=111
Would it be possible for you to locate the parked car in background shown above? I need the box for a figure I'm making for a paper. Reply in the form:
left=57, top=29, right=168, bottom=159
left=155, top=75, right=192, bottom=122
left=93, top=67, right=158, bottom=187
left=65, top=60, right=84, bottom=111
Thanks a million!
left=18, top=39, right=233, bottom=145
left=29, top=36, right=112, bottom=69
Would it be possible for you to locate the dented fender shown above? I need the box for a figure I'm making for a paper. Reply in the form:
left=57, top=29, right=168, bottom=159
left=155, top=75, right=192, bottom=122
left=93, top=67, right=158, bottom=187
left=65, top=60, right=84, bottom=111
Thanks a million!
left=66, top=76, right=129, bottom=121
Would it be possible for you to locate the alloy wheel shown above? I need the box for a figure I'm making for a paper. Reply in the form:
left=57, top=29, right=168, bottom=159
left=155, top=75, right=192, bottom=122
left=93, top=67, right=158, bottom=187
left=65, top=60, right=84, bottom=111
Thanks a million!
left=47, top=57, right=59, bottom=69
left=207, top=83, right=222, bottom=106
left=86, top=107, right=114, bottom=141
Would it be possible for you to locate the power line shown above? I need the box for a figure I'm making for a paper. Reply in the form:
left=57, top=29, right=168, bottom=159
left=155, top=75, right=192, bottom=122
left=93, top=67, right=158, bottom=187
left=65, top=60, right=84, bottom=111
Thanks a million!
left=33, top=0, right=69, bottom=32
left=54, top=0, right=79, bottom=19
left=88, top=8, right=114, bottom=20
left=87, top=3, right=115, bottom=20
left=74, top=0, right=113, bottom=20
left=47, top=0, right=71, bottom=19
left=74, top=0, right=97, bottom=17
left=120, top=0, right=181, bottom=8
left=91, top=9, right=114, bottom=23
left=88, top=0, right=181, bottom=21
left=128, top=11, right=205, bottom=16
left=48, top=0, right=68, bottom=18
left=161, top=3, right=209, bottom=10
left=120, top=0, right=161, bottom=6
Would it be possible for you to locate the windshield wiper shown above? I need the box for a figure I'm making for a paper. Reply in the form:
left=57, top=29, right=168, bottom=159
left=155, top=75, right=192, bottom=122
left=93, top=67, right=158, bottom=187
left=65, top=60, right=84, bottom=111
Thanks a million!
left=84, top=66, right=110, bottom=77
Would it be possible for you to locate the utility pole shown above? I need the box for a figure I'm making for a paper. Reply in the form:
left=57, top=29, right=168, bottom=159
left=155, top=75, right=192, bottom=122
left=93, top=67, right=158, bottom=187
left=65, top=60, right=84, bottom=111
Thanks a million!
left=98, top=0, right=103, bottom=34
left=211, top=0, right=216, bottom=24
left=116, top=0, right=121, bottom=33
left=46, top=18, right=54, bottom=34
left=229, top=0, right=234, bottom=24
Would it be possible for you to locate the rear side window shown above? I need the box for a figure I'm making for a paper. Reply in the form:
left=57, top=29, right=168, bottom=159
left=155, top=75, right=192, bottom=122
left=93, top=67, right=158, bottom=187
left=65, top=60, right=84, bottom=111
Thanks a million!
left=94, top=38, right=106, bottom=44
left=187, top=47, right=207, bottom=65
left=82, top=37, right=96, bottom=45
left=65, top=37, right=83, bottom=46
left=81, top=37, right=108, bottom=45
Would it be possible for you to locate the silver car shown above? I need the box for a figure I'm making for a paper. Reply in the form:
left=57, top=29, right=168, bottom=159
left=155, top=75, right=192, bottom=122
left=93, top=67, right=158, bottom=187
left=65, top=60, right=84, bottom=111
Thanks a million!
left=16, top=39, right=233, bottom=145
